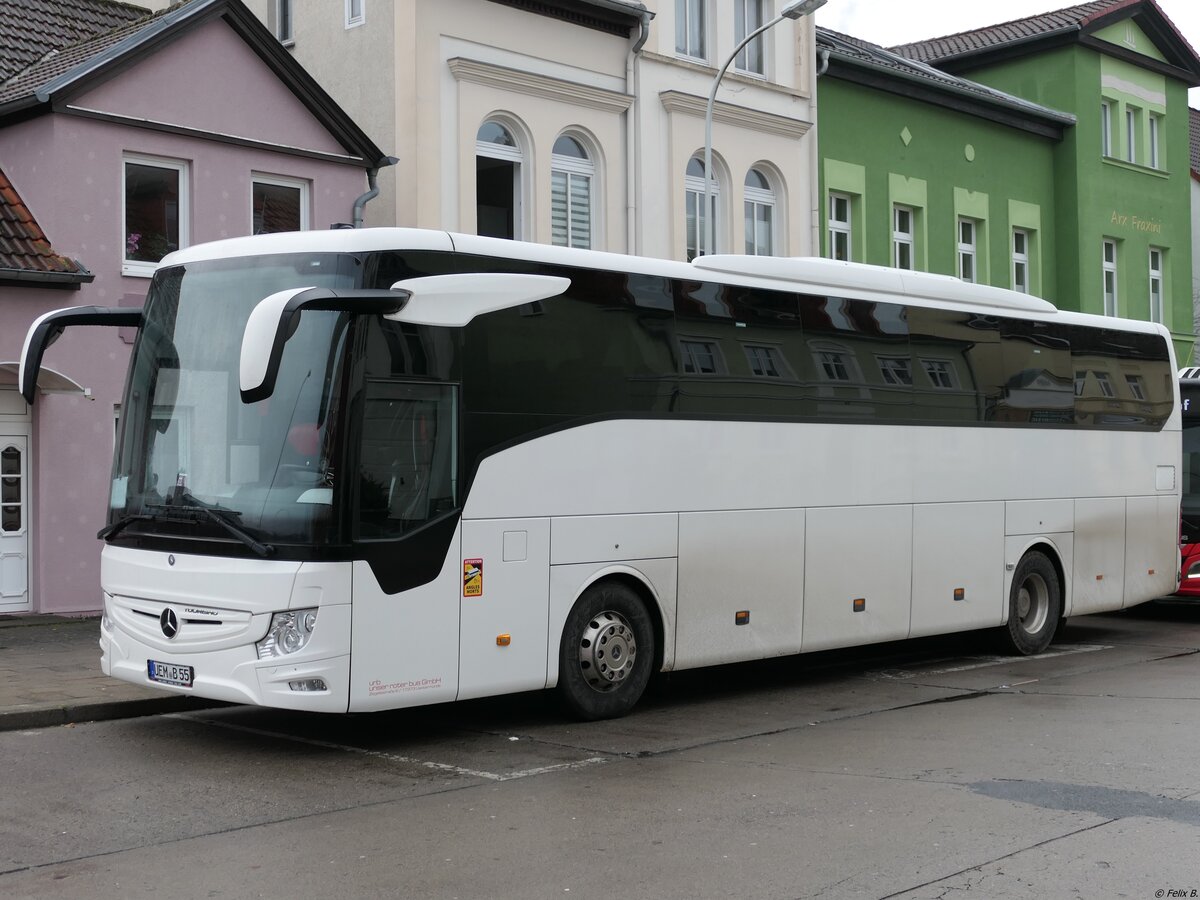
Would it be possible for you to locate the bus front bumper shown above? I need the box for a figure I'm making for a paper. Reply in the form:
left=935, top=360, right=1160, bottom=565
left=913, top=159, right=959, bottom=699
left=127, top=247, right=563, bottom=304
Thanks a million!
left=100, top=613, right=351, bottom=713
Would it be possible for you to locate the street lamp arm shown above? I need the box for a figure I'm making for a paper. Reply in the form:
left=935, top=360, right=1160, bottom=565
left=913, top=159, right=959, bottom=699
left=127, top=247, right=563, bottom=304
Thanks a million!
left=703, top=12, right=787, bottom=257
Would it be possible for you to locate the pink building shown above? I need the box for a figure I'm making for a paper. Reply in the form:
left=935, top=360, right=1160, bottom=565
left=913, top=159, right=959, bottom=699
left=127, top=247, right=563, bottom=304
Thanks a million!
left=0, top=0, right=388, bottom=615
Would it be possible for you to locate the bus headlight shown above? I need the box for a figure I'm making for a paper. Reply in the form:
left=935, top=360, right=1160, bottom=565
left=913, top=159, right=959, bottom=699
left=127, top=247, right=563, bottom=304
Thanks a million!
left=257, top=609, right=318, bottom=659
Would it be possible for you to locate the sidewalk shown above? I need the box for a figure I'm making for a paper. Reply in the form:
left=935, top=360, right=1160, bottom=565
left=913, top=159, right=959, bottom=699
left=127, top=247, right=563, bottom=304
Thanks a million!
left=0, top=615, right=221, bottom=731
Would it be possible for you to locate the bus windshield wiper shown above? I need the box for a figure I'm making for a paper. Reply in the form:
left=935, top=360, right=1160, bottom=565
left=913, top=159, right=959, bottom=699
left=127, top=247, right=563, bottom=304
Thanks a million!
left=101, top=496, right=276, bottom=557
left=152, top=499, right=277, bottom=558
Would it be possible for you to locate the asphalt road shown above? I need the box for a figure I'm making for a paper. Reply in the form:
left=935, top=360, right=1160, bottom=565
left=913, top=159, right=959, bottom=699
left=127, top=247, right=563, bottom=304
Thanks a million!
left=3, top=602, right=1199, bottom=900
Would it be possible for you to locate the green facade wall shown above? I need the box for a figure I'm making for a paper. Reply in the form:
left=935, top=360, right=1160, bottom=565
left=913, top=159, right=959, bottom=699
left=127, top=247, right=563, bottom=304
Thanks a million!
left=818, top=76, right=1060, bottom=302
left=932, top=39, right=1194, bottom=364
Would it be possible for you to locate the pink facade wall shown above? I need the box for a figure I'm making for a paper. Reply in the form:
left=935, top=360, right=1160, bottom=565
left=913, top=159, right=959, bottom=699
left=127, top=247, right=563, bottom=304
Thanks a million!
left=0, top=18, right=374, bottom=615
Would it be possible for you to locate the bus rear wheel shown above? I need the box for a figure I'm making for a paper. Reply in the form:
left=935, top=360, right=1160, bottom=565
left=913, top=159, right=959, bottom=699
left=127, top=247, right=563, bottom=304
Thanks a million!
left=558, top=581, right=653, bottom=721
left=1003, top=551, right=1062, bottom=656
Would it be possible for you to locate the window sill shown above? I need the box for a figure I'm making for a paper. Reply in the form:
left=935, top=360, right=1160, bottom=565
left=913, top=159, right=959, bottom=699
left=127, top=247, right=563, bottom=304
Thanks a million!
left=1101, top=156, right=1169, bottom=178
left=121, top=263, right=156, bottom=279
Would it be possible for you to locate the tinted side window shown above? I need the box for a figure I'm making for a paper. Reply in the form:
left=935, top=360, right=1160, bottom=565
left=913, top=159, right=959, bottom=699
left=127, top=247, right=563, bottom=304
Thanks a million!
left=996, top=319, right=1074, bottom=425
left=907, top=308, right=1000, bottom=423
left=1071, top=326, right=1172, bottom=429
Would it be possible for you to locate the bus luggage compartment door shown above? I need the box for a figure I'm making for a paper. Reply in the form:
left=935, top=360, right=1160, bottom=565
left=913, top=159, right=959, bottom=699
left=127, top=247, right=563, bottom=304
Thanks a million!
left=458, top=518, right=551, bottom=700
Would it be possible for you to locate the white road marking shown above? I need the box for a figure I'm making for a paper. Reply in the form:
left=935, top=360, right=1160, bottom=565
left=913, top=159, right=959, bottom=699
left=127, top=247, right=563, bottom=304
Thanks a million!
left=875, top=643, right=1111, bottom=678
left=164, top=712, right=607, bottom=782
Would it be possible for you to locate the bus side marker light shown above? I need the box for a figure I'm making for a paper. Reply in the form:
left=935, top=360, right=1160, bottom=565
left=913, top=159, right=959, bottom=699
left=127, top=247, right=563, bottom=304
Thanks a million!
left=1096, top=575, right=1104, bottom=581
left=735, top=611, right=750, bottom=625
left=1148, top=569, right=1155, bottom=576
left=953, top=588, right=965, bottom=601
left=497, top=634, right=511, bottom=646
left=852, top=598, right=866, bottom=612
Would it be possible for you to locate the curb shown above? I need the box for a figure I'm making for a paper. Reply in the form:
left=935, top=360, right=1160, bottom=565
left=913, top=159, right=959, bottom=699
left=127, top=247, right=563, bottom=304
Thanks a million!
left=0, top=696, right=228, bottom=732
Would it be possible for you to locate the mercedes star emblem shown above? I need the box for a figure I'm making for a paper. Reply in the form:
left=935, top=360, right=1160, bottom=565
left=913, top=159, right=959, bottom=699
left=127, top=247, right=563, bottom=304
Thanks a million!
left=160, top=608, right=179, bottom=639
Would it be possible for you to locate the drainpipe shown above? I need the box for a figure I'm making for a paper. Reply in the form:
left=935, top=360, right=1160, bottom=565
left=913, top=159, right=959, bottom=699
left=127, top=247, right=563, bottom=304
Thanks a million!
left=811, top=47, right=830, bottom=254
left=626, top=12, right=651, bottom=255
left=352, top=156, right=400, bottom=228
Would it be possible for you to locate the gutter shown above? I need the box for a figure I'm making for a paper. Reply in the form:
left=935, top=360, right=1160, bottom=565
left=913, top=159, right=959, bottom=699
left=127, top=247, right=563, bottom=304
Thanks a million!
left=626, top=9, right=651, bottom=255
left=352, top=156, right=400, bottom=228
left=0, top=264, right=94, bottom=287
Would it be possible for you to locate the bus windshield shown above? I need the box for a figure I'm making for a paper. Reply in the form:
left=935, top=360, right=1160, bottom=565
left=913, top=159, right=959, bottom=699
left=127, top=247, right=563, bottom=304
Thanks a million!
left=109, top=253, right=359, bottom=549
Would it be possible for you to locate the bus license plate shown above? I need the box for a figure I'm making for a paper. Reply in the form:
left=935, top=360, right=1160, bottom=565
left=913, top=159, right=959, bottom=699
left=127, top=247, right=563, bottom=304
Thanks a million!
left=147, top=660, right=193, bottom=688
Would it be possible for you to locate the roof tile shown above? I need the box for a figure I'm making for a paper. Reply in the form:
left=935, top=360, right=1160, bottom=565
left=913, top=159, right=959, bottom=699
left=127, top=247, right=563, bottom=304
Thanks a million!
left=0, top=0, right=148, bottom=84
left=0, top=168, right=91, bottom=279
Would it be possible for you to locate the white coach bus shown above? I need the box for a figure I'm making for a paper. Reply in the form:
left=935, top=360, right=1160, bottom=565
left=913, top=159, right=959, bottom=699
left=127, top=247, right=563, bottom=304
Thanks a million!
left=21, top=229, right=1181, bottom=719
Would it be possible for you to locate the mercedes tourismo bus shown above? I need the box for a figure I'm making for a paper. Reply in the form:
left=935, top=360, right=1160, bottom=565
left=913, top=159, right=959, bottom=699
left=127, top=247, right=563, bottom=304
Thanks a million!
left=1176, top=368, right=1200, bottom=596
left=20, top=229, right=1182, bottom=719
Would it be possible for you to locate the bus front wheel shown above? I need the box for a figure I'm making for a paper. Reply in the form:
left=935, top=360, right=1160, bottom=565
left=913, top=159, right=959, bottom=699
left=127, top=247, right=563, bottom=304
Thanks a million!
left=1003, top=551, right=1062, bottom=656
left=557, top=581, right=654, bottom=721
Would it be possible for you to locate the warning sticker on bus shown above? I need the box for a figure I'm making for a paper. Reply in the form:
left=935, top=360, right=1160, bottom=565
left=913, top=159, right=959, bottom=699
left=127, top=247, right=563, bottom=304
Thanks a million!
left=463, top=558, right=483, bottom=597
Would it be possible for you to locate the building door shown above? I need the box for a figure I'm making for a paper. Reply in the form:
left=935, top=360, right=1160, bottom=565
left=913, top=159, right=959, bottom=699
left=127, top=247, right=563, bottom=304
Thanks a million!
left=0, top=435, right=30, bottom=613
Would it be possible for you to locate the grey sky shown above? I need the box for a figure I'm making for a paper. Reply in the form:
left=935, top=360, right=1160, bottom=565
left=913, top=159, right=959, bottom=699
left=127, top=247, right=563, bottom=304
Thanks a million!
left=816, top=0, right=1200, bottom=106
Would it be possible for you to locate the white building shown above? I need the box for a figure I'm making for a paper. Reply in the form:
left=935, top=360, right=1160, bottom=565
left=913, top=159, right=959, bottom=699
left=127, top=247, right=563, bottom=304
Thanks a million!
left=235, top=0, right=822, bottom=260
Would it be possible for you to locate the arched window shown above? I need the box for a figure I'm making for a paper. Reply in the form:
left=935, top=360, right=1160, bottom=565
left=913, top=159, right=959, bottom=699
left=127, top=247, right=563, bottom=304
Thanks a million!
left=551, top=135, right=594, bottom=249
left=685, top=156, right=720, bottom=261
left=744, top=168, right=775, bottom=255
left=476, top=121, right=523, bottom=239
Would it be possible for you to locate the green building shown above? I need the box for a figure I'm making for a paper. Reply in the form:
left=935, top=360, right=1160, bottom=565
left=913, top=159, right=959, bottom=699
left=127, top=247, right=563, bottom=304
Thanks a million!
left=818, top=0, right=1200, bottom=364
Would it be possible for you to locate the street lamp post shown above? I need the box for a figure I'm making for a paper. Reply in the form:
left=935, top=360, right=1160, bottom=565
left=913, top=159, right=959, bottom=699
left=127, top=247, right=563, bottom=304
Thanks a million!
left=703, top=0, right=828, bottom=257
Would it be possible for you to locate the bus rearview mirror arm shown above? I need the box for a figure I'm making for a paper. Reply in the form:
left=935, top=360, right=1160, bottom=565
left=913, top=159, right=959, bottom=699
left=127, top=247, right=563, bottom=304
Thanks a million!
left=240, top=273, right=570, bottom=403
left=20, top=306, right=144, bottom=405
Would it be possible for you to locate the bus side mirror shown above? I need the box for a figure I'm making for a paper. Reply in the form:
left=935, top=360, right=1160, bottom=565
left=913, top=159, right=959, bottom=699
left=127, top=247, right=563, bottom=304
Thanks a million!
left=240, top=274, right=570, bottom=403
left=20, top=306, right=144, bottom=404
left=239, top=287, right=409, bottom=403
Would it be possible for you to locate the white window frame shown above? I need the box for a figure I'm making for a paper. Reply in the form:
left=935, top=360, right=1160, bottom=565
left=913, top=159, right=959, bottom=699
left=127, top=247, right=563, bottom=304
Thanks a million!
left=744, top=343, right=789, bottom=378
left=685, top=157, right=719, bottom=260
left=1012, top=228, right=1029, bottom=294
left=274, top=0, right=294, bottom=44
left=676, top=0, right=707, bottom=61
left=551, top=137, right=595, bottom=250
left=893, top=204, right=914, bottom=270
left=345, top=0, right=364, bottom=28
left=877, top=355, right=913, bottom=386
left=1101, top=100, right=1112, bottom=156
left=1094, top=370, right=1116, bottom=399
left=957, top=217, right=977, bottom=283
left=1125, top=107, right=1138, bottom=164
left=1103, top=239, right=1118, bottom=316
left=680, top=338, right=725, bottom=375
left=476, top=122, right=524, bottom=241
left=920, top=358, right=959, bottom=390
left=828, top=192, right=851, bottom=262
left=1126, top=374, right=1146, bottom=401
left=1148, top=247, right=1164, bottom=324
left=122, top=153, right=189, bottom=279
left=1149, top=114, right=1162, bottom=169
left=734, top=0, right=766, bottom=76
left=251, top=173, right=310, bottom=235
left=744, top=169, right=775, bottom=256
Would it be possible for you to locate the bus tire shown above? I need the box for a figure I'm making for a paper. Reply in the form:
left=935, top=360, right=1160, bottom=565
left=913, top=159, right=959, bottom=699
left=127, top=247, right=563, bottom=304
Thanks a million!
left=1003, top=551, right=1062, bottom=656
left=557, top=581, right=654, bottom=721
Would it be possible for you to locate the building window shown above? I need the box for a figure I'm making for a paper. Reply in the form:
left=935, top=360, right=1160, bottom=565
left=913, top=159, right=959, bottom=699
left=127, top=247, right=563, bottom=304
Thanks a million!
left=123, top=155, right=188, bottom=277
left=828, top=192, right=851, bottom=262
left=1094, top=370, right=1116, bottom=398
left=745, top=344, right=782, bottom=377
left=476, top=121, right=522, bottom=240
left=877, top=356, right=912, bottom=386
left=1101, top=101, right=1112, bottom=156
left=251, top=175, right=309, bottom=234
left=1074, top=370, right=1087, bottom=397
left=551, top=135, right=594, bottom=250
left=921, top=358, right=958, bottom=389
left=1149, top=247, right=1164, bottom=324
left=817, top=348, right=851, bottom=382
left=1103, top=239, right=1118, bottom=316
left=680, top=339, right=723, bottom=374
left=1126, top=107, right=1139, bottom=164
left=957, top=218, right=977, bottom=283
left=345, top=0, right=364, bottom=28
left=273, top=0, right=293, bottom=43
left=744, top=168, right=775, bottom=255
left=1012, top=228, right=1029, bottom=294
left=676, top=0, right=706, bottom=60
left=1, top=445, right=22, bottom=534
left=1126, top=374, right=1146, bottom=400
left=893, top=205, right=914, bottom=270
left=735, top=0, right=765, bottom=74
left=1149, top=114, right=1162, bottom=169
left=685, top=156, right=719, bottom=261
